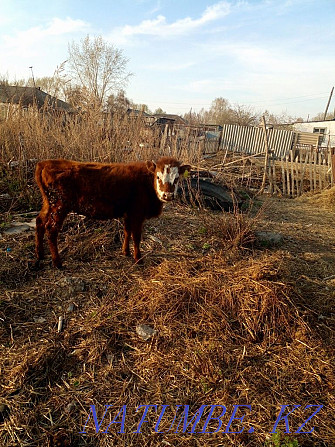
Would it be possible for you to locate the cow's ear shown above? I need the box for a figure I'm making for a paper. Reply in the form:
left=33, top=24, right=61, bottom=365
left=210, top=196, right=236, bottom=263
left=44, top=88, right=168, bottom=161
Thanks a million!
left=146, top=160, right=156, bottom=173
left=179, top=164, right=191, bottom=178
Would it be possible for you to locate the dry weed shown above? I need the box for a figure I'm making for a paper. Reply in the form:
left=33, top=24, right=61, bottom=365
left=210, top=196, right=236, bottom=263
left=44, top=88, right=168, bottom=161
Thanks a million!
left=0, top=110, right=334, bottom=446
left=0, top=205, right=334, bottom=446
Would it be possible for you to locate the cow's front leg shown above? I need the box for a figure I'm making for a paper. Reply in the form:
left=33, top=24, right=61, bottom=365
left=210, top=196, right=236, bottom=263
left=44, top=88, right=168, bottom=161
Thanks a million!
left=131, top=222, right=144, bottom=264
left=122, top=217, right=131, bottom=257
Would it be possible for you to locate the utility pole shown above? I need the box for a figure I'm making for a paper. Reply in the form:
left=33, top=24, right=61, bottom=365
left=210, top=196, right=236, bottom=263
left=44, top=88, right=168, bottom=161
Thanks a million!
left=29, top=66, right=36, bottom=88
left=323, top=86, right=334, bottom=120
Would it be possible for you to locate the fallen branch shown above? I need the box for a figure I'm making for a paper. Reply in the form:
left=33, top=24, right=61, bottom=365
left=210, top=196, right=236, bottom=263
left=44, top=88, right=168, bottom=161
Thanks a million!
left=210, top=151, right=266, bottom=169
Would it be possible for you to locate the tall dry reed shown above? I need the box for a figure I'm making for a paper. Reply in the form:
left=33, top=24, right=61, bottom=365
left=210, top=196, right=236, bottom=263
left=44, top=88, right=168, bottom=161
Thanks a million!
left=0, top=106, right=202, bottom=211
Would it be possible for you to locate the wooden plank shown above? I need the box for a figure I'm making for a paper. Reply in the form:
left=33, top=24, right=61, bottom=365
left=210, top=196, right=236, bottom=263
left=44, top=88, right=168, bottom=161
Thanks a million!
left=286, top=155, right=291, bottom=197
left=272, top=155, right=277, bottom=194
left=313, top=151, right=317, bottom=192
left=266, top=152, right=272, bottom=194
left=308, top=150, right=314, bottom=192
left=160, top=124, right=169, bottom=151
left=294, top=155, right=299, bottom=197
left=296, top=132, right=321, bottom=146
left=281, top=157, right=286, bottom=195
left=298, top=151, right=309, bottom=196
left=318, top=152, right=322, bottom=190
left=290, top=150, right=295, bottom=197
left=328, top=137, right=334, bottom=187
left=322, top=157, right=328, bottom=190
left=322, top=152, right=328, bottom=190
left=259, top=116, right=269, bottom=194
left=327, top=149, right=333, bottom=187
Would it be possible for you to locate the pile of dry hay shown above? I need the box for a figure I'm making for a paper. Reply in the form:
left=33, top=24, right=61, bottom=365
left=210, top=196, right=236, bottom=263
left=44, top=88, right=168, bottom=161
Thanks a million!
left=0, top=207, right=334, bottom=447
left=299, top=186, right=335, bottom=211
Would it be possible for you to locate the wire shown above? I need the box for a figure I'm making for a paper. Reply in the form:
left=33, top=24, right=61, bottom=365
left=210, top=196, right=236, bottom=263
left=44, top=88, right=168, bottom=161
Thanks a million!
left=132, top=92, right=330, bottom=109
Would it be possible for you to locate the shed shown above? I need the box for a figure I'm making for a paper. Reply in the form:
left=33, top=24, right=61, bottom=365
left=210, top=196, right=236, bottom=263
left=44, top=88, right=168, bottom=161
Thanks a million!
left=292, top=119, right=335, bottom=147
left=153, top=113, right=188, bottom=126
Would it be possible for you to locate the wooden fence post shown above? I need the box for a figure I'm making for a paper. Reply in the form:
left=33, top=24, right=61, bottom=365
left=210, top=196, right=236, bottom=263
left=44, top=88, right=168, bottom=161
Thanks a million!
left=298, top=151, right=309, bottom=196
left=281, top=157, right=286, bottom=195
left=328, top=136, right=334, bottom=187
left=313, top=150, right=317, bottom=192
left=218, top=129, right=223, bottom=152
left=289, top=150, right=294, bottom=196
left=160, top=124, right=169, bottom=151
left=259, top=115, right=269, bottom=194
left=286, top=155, right=291, bottom=197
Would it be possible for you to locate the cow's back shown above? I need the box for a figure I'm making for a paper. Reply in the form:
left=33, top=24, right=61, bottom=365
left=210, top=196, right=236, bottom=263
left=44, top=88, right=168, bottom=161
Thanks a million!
left=36, top=159, right=162, bottom=219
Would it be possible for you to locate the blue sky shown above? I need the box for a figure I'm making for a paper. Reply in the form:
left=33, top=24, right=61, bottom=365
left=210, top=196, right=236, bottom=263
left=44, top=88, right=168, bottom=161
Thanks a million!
left=1, top=0, right=335, bottom=119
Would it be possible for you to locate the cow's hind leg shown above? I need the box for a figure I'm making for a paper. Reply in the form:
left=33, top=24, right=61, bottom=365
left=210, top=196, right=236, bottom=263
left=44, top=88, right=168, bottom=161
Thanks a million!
left=45, top=207, right=67, bottom=268
left=35, top=204, right=49, bottom=263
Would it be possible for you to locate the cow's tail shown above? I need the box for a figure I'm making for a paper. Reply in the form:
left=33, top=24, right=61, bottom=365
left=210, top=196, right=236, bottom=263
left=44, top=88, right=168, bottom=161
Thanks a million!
left=35, top=161, right=49, bottom=203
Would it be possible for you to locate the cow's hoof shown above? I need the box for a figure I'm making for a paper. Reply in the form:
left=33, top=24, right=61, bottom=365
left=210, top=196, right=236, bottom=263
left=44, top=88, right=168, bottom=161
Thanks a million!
left=53, top=261, right=63, bottom=269
left=29, top=260, right=43, bottom=271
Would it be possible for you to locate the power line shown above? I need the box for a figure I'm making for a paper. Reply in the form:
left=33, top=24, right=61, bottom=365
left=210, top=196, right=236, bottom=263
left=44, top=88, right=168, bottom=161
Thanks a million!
left=254, top=96, right=329, bottom=107
left=240, top=92, right=330, bottom=105
left=132, top=92, right=330, bottom=109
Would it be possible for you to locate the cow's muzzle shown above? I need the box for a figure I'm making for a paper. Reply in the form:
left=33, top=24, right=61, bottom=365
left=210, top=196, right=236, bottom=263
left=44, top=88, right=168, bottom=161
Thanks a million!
left=161, top=192, right=174, bottom=202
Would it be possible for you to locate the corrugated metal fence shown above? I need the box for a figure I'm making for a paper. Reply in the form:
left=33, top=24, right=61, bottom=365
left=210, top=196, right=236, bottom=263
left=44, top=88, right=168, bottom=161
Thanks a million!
left=220, top=124, right=295, bottom=158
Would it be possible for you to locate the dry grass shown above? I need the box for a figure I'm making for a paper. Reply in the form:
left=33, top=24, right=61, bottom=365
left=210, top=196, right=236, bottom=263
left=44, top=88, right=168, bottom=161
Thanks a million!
left=0, top=201, right=334, bottom=447
left=0, top=110, right=334, bottom=446
left=0, top=106, right=202, bottom=215
left=298, top=186, right=335, bottom=211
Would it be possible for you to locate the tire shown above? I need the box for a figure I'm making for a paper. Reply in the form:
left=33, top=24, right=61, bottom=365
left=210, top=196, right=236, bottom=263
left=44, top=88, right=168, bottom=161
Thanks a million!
left=178, top=178, right=241, bottom=211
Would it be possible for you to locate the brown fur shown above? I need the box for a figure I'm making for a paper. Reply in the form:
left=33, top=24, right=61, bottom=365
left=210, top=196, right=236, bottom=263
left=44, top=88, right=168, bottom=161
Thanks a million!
left=34, top=157, right=190, bottom=268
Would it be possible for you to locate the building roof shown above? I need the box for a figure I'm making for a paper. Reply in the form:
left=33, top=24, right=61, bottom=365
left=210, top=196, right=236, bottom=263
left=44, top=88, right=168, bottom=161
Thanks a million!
left=0, top=85, right=73, bottom=111
left=126, top=108, right=151, bottom=117
left=293, top=118, right=335, bottom=124
left=153, top=113, right=188, bottom=125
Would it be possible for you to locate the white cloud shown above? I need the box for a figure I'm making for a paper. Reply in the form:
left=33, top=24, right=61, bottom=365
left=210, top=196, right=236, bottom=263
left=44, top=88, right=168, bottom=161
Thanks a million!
left=1, top=17, right=90, bottom=79
left=0, top=16, right=10, bottom=26
left=3, top=17, right=89, bottom=56
left=145, top=61, right=195, bottom=72
left=110, top=1, right=231, bottom=43
left=186, top=79, right=216, bottom=92
left=44, top=17, right=89, bottom=36
left=148, top=0, right=162, bottom=15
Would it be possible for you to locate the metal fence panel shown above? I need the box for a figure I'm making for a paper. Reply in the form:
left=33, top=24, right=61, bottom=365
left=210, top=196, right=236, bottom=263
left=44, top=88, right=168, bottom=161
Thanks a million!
left=220, top=124, right=295, bottom=158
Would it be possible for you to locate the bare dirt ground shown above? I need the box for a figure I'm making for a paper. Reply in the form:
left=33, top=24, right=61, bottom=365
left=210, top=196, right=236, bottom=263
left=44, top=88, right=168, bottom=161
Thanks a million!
left=261, top=195, right=335, bottom=261
left=0, top=194, right=334, bottom=447
left=259, top=195, right=335, bottom=324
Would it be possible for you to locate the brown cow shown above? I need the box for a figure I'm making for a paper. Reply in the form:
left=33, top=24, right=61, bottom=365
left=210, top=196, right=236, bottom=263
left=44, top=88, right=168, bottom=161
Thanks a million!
left=34, top=157, right=190, bottom=268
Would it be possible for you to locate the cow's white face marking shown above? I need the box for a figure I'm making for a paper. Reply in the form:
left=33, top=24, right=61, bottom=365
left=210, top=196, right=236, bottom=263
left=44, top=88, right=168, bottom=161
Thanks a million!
left=157, top=165, right=179, bottom=184
left=156, top=164, right=180, bottom=202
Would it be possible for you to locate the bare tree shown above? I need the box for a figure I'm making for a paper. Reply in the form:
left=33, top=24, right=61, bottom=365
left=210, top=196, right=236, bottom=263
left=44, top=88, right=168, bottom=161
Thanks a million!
left=231, top=104, right=259, bottom=126
left=312, top=111, right=335, bottom=121
left=154, top=107, right=166, bottom=115
left=65, top=85, right=91, bottom=109
left=67, top=35, right=131, bottom=107
left=130, top=103, right=152, bottom=114
left=199, top=97, right=259, bottom=126
left=183, top=108, right=207, bottom=125
left=262, top=110, right=301, bottom=128
left=107, top=90, right=131, bottom=115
